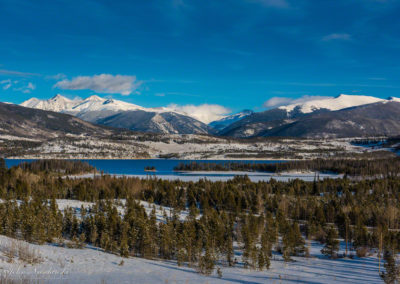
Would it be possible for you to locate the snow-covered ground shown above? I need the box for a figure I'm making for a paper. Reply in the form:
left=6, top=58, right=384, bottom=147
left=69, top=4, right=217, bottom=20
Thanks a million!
left=6, top=134, right=371, bottom=160
left=0, top=235, right=383, bottom=283
left=68, top=171, right=342, bottom=182
left=55, top=199, right=194, bottom=223
left=0, top=198, right=386, bottom=283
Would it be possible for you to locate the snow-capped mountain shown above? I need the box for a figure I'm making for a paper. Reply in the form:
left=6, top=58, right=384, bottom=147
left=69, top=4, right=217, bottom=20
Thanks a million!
left=19, top=94, right=400, bottom=137
left=220, top=94, right=400, bottom=138
left=20, top=95, right=212, bottom=134
left=262, top=100, right=400, bottom=138
left=21, top=94, right=80, bottom=112
left=209, top=110, right=254, bottom=131
left=279, top=94, right=385, bottom=115
left=22, top=94, right=155, bottom=116
left=388, top=96, right=400, bottom=103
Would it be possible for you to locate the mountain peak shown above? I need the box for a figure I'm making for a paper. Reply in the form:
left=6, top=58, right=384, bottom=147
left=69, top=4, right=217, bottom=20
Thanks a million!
left=335, top=94, right=349, bottom=99
left=50, top=94, right=70, bottom=101
left=85, top=95, right=104, bottom=102
left=23, top=97, right=40, bottom=103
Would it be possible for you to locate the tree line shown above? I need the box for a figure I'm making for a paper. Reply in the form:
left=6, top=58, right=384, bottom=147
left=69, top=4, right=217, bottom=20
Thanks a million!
left=174, top=157, right=400, bottom=177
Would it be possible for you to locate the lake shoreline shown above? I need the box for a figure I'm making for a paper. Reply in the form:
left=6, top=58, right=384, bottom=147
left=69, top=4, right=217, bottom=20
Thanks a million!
left=5, top=157, right=296, bottom=161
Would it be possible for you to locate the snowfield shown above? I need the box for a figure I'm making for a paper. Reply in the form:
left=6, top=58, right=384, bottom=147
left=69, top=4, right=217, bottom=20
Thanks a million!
left=279, top=94, right=386, bottom=114
left=0, top=235, right=383, bottom=283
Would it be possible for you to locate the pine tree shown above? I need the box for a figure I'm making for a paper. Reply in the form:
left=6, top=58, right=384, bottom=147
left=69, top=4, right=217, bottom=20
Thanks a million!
left=198, top=247, right=215, bottom=276
left=321, top=226, right=340, bottom=258
left=282, top=222, right=305, bottom=261
left=120, top=237, right=129, bottom=258
left=380, top=250, right=399, bottom=284
left=258, top=250, right=268, bottom=271
left=292, top=222, right=305, bottom=255
left=90, top=223, right=98, bottom=245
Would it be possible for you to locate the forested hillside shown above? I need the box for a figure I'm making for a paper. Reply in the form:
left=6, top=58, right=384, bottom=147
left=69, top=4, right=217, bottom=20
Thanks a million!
left=0, top=159, right=399, bottom=281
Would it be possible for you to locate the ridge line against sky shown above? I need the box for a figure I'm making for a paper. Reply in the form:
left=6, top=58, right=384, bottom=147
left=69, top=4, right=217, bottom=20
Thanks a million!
left=1, top=0, right=399, bottom=114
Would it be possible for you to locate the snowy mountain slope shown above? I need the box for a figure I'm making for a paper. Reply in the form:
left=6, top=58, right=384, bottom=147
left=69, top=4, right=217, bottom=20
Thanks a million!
left=221, top=95, right=398, bottom=138
left=68, top=95, right=147, bottom=114
left=97, top=110, right=213, bottom=134
left=261, top=101, right=400, bottom=138
left=279, top=94, right=385, bottom=114
left=209, top=109, right=254, bottom=130
left=388, top=96, right=400, bottom=102
left=0, top=102, right=113, bottom=139
left=20, top=95, right=211, bottom=134
left=22, top=94, right=154, bottom=117
left=21, top=94, right=80, bottom=112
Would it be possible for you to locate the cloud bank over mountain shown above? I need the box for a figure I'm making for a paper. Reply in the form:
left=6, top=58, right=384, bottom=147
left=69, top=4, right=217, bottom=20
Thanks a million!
left=167, top=103, right=230, bottom=124
left=54, top=74, right=142, bottom=96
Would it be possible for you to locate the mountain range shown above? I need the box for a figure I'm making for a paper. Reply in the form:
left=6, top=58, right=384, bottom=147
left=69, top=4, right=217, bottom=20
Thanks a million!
left=220, top=94, right=398, bottom=137
left=21, top=95, right=213, bottom=135
left=17, top=94, right=400, bottom=138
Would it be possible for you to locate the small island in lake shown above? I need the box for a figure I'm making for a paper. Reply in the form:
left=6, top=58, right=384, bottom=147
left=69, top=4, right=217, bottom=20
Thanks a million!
left=144, top=166, right=157, bottom=172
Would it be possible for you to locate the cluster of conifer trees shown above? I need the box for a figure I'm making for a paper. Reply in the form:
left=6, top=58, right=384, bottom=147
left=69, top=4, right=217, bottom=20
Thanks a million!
left=174, top=157, right=400, bottom=177
left=17, top=159, right=95, bottom=175
left=0, top=159, right=399, bottom=280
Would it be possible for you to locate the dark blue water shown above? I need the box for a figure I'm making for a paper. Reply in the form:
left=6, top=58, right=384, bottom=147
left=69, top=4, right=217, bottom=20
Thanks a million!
left=5, top=159, right=340, bottom=182
left=5, top=159, right=282, bottom=176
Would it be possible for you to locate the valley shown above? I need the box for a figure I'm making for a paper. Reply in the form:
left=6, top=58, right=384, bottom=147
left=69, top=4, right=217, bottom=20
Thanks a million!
left=1, top=132, right=387, bottom=160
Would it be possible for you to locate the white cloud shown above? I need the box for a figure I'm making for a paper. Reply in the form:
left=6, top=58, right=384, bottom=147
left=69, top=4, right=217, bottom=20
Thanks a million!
left=168, top=103, right=231, bottom=124
left=263, top=95, right=332, bottom=108
left=54, top=74, right=142, bottom=95
left=27, top=82, right=35, bottom=90
left=322, top=33, right=352, bottom=41
left=46, top=73, right=67, bottom=80
left=0, top=69, right=40, bottom=77
left=1, top=80, right=35, bottom=93
left=155, top=93, right=165, bottom=97
left=0, top=79, right=11, bottom=90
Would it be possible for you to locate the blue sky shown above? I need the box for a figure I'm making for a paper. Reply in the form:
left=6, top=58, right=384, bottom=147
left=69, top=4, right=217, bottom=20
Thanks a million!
left=1, top=0, right=400, bottom=114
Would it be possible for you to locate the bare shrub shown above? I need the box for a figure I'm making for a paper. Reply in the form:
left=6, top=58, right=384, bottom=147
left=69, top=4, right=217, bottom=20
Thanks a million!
left=17, top=242, right=42, bottom=264
left=356, top=247, right=369, bottom=258
left=0, top=240, right=18, bottom=263
left=0, top=239, right=42, bottom=265
left=56, top=256, right=66, bottom=268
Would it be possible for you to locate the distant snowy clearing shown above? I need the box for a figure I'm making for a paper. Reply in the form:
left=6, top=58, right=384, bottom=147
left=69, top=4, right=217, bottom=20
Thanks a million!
left=67, top=171, right=342, bottom=182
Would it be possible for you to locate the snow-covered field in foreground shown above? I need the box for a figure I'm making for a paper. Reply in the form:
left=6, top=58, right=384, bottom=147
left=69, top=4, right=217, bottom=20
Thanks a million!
left=0, top=235, right=383, bottom=283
